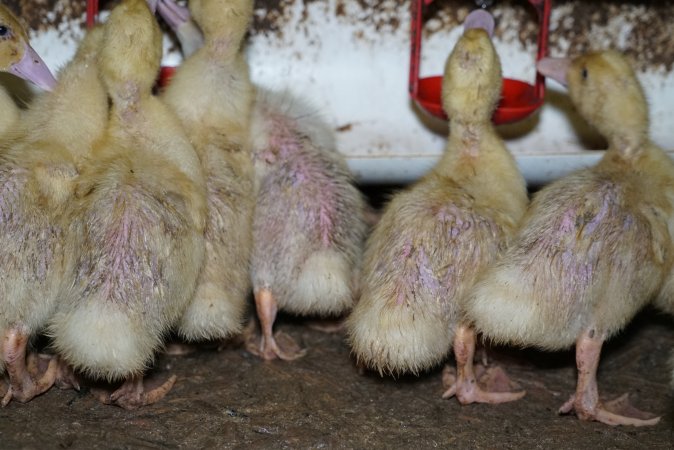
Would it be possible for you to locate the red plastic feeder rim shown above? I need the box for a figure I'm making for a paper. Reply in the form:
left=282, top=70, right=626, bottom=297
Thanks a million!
left=409, top=0, right=551, bottom=125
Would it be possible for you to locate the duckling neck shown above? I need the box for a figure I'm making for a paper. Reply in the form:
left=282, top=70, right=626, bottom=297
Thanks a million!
left=431, top=118, right=527, bottom=219
left=606, top=133, right=648, bottom=160
left=435, top=120, right=501, bottom=172
left=109, top=97, right=202, bottom=183
left=0, top=87, right=19, bottom=137
left=449, top=120, right=490, bottom=154
left=204, top=37, right=240, bottom=61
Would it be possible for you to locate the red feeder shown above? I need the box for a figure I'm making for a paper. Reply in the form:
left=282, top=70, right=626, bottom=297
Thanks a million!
left=409, top=0, right=551, bottom=125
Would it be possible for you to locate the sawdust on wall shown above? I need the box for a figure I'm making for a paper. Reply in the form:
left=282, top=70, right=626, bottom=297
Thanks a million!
left=5, top=0, right=673, bottom=71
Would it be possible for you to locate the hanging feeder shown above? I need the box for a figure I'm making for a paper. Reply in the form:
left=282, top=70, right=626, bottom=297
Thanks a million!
left=409, top=0, right=551, bottom=125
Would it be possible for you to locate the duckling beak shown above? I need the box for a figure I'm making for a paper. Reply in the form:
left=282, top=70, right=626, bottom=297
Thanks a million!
left=536, top=57, right=570, bottom=87
left=463, top=9, right=495, bottom=37
left=156, top=0, right=190, bottom=31
left=146, top=0, right=159, bottom=14
left=8, top=43, right=57, bottom=91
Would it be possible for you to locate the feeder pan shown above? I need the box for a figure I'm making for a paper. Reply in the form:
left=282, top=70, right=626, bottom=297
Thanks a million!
left=86, top=0, right=176, bottom=88
left=409, top=0, right=551, bottom=125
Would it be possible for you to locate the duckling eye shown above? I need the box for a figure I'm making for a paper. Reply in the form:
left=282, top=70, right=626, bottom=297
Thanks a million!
left=581, top=68, right=588, bottom=80
left=0, top=26, right=8, bottom=38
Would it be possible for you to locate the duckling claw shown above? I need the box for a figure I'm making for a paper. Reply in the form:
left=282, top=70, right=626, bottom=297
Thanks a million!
left=96, top=374, right=177, bottom=410
left=25, top=353, right=79, bottom=391
left=1, top=357, right=57, bottom=406
left=245, top=328, right=307, bottom=361
left=559, top=392, right=661, bottom=427
left=1, top=329, right=58, bottom=406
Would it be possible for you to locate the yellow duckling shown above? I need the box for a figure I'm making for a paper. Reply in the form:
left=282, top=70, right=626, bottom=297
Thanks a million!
left=49, top=0, right=206, bottom=410
left=0, top=21, right=106, bottom=405
left=465, top=50, right=674, bottom=426
left=346, top=10, right=527, bottom=404
left=0, top=3, right=56, bottom=137
left=246, top=87, right=367, bottom=360
left=156, top=0, right=367, bottom=360
left=161, top=0, right=254, bottom=344
left=0, top=4, right=55, bottom=92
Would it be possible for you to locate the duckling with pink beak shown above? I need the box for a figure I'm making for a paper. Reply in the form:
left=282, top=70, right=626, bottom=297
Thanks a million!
left=346, top=10, right=528, bottom=404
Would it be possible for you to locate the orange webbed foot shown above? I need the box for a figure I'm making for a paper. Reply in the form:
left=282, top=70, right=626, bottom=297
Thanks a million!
left=26, top=353, right=80, bottom=391
left=1, top=329, right=58, bottom=406
left=1, top=356, right=57, bottom=406
left=246, top=328, right=307, bottom=361
left=94, top=375, right=177, bottom=410
left=442, top=363, right=526, bottom=404
left=443, top=325, right=525, bottom=405
left=559, top=392, right=660, bottom=426
left=560, top=329, right=661, bottom=426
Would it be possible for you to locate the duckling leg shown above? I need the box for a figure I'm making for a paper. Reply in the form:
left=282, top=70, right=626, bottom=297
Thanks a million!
left=558, top=329, right=660, bottom=426
left=443, top=325, right=525, bottom=404
left=1, top=327, right=58, bottom=406
left=249, top=288, right=306, bottom=361
left=96, top=375, right=177, bottom=410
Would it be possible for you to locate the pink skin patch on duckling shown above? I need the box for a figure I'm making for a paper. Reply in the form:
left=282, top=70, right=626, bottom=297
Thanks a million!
left=78, top=189, right=175, bottom=307
left=527, top=207, right=598, bottom=299
left=524, top=184, right=636, bottom=308
left=395, top=241, right=414, bottom=306
left=416, top=247, right=442, bottom=297
left=265, top=113, right=338, bottom=248
left=559, top=208, right=576, bottom=234
left=381, top=197, right=503, bottom=313
left=392, top=242, right=443, bottom=307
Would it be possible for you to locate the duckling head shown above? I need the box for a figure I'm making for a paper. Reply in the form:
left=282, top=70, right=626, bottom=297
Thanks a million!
left=97, top=0, right=162, bottom=106
left=0, top=4, right=56, bottom=90
left=441, top=10, right=501, bottom=124
left=189, top=0, right=252, bottom=52
left=538, top=51, right=648, bottom=154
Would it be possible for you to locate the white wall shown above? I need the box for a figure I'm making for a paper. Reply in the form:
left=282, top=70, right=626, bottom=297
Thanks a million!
left=24, top=0, right=674, bottom=184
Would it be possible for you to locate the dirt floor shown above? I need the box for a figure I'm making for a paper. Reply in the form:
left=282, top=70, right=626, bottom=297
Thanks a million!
left=0, top=307, right=672, bottom=449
